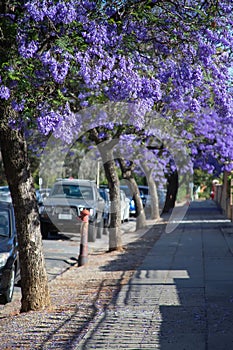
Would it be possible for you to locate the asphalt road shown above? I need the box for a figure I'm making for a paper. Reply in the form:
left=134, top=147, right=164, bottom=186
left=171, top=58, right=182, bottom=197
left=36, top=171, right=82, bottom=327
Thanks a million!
left=43, top=232, right=81, bottom=281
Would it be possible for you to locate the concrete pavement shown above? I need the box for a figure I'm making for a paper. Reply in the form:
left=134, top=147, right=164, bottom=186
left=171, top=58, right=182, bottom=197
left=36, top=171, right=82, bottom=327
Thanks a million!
left=77, top=200, right=233, bottom=349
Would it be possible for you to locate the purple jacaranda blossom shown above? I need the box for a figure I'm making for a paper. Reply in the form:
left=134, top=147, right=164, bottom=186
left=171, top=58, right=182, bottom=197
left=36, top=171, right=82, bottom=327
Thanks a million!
left=11, top=100, right=25, bottom=112
left=0, top=85, right=10, bottom=100
left=18, top=39, right=38, bottom=58
left=0, top=0, right=232, bottom=176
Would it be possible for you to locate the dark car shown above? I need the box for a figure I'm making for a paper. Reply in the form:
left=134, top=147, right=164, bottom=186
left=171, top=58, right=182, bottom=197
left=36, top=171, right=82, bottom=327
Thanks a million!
left=138, top=185, right=149, bottom=206
left=0, top=201, right=20, bottom=304
left=0, top=186, right=9, bottom=193
left=0, top=186, right=12, bottom=203
left=40, top=178, right=105, bottom=241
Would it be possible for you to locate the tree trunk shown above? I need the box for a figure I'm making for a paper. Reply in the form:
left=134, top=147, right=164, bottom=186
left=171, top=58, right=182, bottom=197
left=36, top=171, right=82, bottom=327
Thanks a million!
left=0, top=108, right=50, bottom=312
left=162, top=170, right=179, bottom=214
left=118, top=158, right=146, bottom=230
left=140, top=161, right=160, bottom=220
left=98, top=144, right=123, bottom=251
left=130, top=177, right=146, bottom=230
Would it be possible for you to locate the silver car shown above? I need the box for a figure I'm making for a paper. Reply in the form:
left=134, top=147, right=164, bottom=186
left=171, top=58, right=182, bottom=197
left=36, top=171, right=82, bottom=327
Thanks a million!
left=40, top=179, right=105, bottom=242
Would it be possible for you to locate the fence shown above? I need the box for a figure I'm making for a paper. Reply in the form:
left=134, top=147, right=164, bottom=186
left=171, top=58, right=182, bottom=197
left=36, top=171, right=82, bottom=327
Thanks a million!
left=214, top=171, right=233, bottom=220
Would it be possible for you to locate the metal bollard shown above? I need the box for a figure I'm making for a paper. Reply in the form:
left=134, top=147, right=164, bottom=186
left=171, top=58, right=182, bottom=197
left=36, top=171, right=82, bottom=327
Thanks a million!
left=78, top=209, right=90, bottom=266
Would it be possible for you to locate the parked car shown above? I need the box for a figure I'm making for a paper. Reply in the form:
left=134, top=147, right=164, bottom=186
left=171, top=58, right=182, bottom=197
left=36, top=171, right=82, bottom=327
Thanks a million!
left=0, top=186, right=11, bottom=203
left=120, top=185, right=135, bottom=216
left=120, top=185, right=147, bottom=216
left=99, top=187, right=111, bottom=228
left=36, top=188, right=51, bottom=215
left=99, top=186, right=130, bottom=225
left=0, top=186, right=9, bottom=193
left=39, top=178, right=105, bottom=242
left=36, top=188, right=51, bottom=204
left=120, top=190, right=130, bottom=223
left=144, top=188, right=167, bottom=217
left=138, top=185, right=149, bottom=206
left=0, top=201, right=20, bottom=304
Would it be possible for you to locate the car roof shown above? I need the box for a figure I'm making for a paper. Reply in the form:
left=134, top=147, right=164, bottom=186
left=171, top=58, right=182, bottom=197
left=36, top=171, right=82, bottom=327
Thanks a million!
left=54, top=179, right=95, bottom=186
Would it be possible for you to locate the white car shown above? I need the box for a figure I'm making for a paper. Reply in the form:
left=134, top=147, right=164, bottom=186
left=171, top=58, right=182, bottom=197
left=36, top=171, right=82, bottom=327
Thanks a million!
left=145, top=188, right=167, bottom=217
left=120, top=190, right=130, bottom=223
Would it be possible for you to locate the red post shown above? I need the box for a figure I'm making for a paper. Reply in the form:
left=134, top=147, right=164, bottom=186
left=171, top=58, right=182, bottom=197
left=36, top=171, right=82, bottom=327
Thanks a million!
left=78, top=209, right=90, bottom=266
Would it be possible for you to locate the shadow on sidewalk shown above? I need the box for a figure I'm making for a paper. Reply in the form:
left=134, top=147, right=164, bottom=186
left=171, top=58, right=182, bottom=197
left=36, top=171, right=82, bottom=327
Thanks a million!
left=4, top=200, right=233, bottom=349
left=37, top=223, right=164, bottom=349
left=79, top=200, right=233, bottom=349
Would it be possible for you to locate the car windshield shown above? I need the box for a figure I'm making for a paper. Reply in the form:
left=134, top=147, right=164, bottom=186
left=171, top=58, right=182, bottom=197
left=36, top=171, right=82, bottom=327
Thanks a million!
left=50, top=184, right=94, bottom=200
left=0, top=210, right=10, bottom=237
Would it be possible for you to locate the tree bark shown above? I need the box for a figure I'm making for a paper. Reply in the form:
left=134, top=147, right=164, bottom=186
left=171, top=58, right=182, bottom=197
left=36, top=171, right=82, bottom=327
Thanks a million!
left=0, top=107, right=50, bottom=312
left=98, top=144, right=123, bottom=251
left=162, top=170, right=179, bottom=214
left=118, top=158, right=146, bottom=230
left=140, top=161, right=160, bottom=220
left=88, top=128, right=123, bottom=251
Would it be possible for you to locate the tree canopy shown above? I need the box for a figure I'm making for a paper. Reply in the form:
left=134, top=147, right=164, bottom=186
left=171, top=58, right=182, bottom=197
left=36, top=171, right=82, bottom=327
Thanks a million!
left=1, top=1, right=233, bottom=171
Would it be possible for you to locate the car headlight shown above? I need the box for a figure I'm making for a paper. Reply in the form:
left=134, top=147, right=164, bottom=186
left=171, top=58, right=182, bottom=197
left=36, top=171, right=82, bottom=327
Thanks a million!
left=0, top=252, right=10, bottom=268
left=40, top=206, right=52, bottom=218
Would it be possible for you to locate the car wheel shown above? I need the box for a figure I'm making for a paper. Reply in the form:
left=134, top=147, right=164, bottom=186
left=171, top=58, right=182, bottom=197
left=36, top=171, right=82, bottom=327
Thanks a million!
left=40, top=222, right=49, bottom=239
left=0, top=268, right=15, bottom=304
left=88, top=222, right=97, bottom=242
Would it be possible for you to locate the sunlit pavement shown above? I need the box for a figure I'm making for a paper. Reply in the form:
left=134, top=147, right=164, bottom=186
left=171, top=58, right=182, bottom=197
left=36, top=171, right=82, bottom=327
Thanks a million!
left=77, top=200, right=233, bottom=349
left=88, top=217, right=156, bottom=254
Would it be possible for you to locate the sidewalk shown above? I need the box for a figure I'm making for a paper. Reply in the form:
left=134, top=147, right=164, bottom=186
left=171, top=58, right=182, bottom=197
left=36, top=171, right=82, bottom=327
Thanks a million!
left=1, top=200, right=233, bottom=349
left=78, top=200, right=233, bottom=349
left=0, top=216, right=163, bottom=348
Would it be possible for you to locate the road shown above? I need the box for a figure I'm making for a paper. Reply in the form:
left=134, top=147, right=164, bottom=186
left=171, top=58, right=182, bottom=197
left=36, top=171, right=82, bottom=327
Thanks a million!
left=43, top=218, right=137, bottom=280
left=43, top=232, right=80, bottom=281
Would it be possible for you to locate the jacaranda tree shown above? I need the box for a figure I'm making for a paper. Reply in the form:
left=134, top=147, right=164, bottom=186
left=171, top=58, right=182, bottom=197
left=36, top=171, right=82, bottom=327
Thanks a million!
left=1, top=0, right=233, bottom=311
